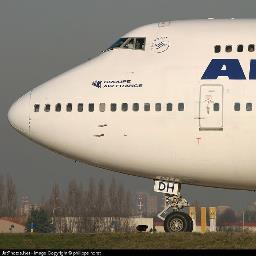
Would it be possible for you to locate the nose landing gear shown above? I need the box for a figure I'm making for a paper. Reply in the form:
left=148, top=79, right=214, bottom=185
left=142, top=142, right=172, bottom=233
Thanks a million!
left=154, top=180, right=193, bottom=232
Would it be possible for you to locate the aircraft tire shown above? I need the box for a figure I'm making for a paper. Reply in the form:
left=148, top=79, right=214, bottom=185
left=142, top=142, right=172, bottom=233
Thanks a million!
left=164, top=211, right=192, bottom=232
left=183, top=212, right=193, bottom=232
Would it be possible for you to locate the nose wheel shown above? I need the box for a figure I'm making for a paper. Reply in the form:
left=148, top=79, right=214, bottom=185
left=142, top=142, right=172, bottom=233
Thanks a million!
left=154, top=180, right=193, bottom=232
left=164, top=211, right=193, bottom=232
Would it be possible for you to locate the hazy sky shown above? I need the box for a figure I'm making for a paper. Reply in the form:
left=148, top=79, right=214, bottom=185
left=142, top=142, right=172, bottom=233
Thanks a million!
left=2, top=0, right=256, bottom=210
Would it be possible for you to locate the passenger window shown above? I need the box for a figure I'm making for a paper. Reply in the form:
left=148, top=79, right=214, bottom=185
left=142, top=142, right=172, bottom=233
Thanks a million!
left=246, top=103, right=252, bottom=111
left=123, top=38, right=135, bottom=49
left=133, top=103, right=139, bottom=111
left=248, top=44, right=255, bottom=52
left=89, top=103, right=94, bottom=112
left=66, top=103, right=72, bottom=112
left=178, top=103, right=184, bottom=111
left=55, top=103, right=61, bottom=112
left=44, top=104, right=50, bottom=112
left=34, top=104, right=40, bottom=112
left=122, top=103, right=128, bottom=111
left=144, top=103, right=150, bottom=111
left=226, top=45, right=232, bottom=52
left=234, top=103, right=240, bottom=111
left=111, top=103, right=117, bottom=112
left=78, top=103, right=83, bottom=112
left=155, top=103, right=161, bottom=111
left=213, top=103, right=220, bottom=111
left=167, top=103, right=173, bottom=111
left=237, top=45, right=243, bottom=52
left=214, top=45, right=221, bottom=53
left=135, top=38, right=146, bottom=50
left=99, top=103, right=105, bottom=112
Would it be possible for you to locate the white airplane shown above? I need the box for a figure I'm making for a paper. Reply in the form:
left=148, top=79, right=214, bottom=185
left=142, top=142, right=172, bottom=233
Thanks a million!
left=8, top=18, right=256, bottom=232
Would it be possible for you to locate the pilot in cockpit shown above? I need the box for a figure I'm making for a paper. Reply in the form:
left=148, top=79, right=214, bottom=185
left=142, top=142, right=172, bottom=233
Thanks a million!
left=106, top=37, right=146, bottom=51
left=135, top=38, right=145, bottom=50
left=124, top=38, right=135, bottom=49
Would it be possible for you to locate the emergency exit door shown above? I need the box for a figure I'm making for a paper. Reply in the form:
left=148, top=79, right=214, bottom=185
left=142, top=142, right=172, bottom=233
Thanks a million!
left=199, top=85, right=223, bottom=131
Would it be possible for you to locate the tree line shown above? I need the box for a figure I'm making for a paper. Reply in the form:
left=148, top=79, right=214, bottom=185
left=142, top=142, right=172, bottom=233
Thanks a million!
left=0, top=174, right=17, bottom=217
left=25, top=178, right=134, bottom=233
left=43, top=177, right=133, bottom=218
left=0, top=173, right=134, bottom=219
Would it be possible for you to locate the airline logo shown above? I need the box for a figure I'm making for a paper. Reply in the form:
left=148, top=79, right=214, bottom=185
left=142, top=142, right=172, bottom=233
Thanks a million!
left=92, top=80, right=102, bottom=88
left=202, top=59, right=256, bottom=80
left=92, top=80, right=143, bottom=88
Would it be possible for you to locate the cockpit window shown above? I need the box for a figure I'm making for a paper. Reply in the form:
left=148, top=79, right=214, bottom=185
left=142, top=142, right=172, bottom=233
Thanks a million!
left=123, top=38, right=135, bottom=49
left=109, top=38, right=129, bottom=49
left=135, top=38, right=146, bottom=50
left=108, top=37, right=146, bottom=51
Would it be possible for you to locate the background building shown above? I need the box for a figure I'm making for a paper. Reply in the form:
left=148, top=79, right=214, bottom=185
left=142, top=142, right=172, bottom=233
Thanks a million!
left=0, top=217, right=25, bottom=233
left=19, top=195, right=41, bottom=217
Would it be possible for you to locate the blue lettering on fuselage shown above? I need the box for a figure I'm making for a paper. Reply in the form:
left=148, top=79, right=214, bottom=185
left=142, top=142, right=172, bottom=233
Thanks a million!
left=201, top=59, right=256, bottom=80
left=249, top=60, right=256, bottom=79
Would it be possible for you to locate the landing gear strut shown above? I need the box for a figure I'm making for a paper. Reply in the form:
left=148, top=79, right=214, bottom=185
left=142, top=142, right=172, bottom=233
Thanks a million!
left=154, top=180, right=193, bottom=232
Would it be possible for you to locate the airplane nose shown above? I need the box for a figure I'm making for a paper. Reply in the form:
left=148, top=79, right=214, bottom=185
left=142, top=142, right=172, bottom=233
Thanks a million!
left=8, top=91, right=31, bottom=136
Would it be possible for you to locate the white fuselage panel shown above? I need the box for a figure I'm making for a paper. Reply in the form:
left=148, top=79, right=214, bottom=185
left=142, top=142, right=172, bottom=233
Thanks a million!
left=9, top=19, right=256, bottom=190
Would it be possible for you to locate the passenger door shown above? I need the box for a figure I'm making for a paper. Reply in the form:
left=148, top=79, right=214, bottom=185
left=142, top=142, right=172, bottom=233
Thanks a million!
left=199, top=84, right=223, bottom=131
